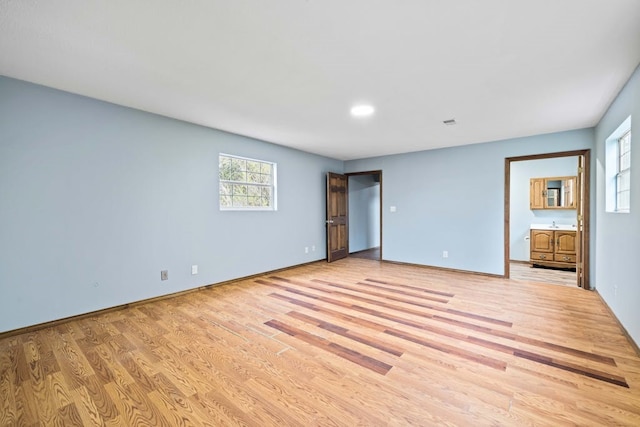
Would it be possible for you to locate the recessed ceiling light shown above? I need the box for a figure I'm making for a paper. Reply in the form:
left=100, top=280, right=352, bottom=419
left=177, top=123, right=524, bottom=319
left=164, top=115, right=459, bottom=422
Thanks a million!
left=443, top=119, right=457, bottom=125
left=350, top=104, right=375, bottom=117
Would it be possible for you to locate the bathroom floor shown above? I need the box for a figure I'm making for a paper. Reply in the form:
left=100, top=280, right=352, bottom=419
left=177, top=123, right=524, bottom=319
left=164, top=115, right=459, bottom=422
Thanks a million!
left=510, top=261, right=577, bottom=288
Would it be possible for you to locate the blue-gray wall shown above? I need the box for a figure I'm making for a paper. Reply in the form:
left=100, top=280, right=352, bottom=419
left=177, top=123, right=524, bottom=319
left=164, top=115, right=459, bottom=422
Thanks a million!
left=345, top=129, right=595, bottom=276
left=0, top=76, right=342, bottom=333
left=348, top=174, right=380, bottom=252
left=510, top=157, right=578, bottom=261
left=594, top=64, right=640, bottom=345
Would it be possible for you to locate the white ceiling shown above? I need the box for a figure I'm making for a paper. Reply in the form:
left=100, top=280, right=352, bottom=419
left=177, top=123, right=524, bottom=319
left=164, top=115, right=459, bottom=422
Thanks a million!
left=1, top=1, right=640, bottom=160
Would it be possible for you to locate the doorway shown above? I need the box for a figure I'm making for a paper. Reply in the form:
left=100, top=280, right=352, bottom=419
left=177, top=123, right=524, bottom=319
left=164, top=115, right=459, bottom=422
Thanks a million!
left=325, top=171, right=382, bottom=262
left=347, top=171, right=382, bottom=260
left=504, top=150, right=590, bottom=289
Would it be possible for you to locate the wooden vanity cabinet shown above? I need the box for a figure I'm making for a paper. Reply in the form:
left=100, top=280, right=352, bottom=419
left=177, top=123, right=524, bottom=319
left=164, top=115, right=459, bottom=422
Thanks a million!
left=530, top=229, right=576, bottom=269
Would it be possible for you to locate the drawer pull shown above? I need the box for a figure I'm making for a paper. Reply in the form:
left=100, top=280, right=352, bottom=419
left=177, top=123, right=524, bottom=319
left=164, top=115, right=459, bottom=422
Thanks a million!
left=539, top=255, right=546, bottom=259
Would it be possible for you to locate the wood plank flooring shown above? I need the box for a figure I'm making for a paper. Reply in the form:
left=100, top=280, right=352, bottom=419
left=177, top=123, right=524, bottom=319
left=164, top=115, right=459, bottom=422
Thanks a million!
left=510, top=261, right=577, bottom=288
left=1, top=258, right=639, bottom=426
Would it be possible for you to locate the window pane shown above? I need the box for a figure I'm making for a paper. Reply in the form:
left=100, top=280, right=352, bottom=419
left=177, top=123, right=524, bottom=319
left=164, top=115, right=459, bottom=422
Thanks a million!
left=620, top=152, right=630, bottom=170
left=247, top=172, right=260, bottom=183
left=618, top=171, right=630, bottom=191
left=233, top=184, right=247, bottom=195
left=617, top=190, right=630, bottom=211
left=261, top=187, right=271, bottom=205
left=246, top=160, right=261, bottom=173
left=220, top=182, right=232, bottom=194
left=231, top=158, right=246, bottom=181
left=248, top=185, right=261, bottom=197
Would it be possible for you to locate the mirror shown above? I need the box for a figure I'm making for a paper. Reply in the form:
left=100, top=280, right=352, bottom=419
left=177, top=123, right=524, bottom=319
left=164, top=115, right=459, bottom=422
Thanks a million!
left=530, top=176, right=577, bottom=209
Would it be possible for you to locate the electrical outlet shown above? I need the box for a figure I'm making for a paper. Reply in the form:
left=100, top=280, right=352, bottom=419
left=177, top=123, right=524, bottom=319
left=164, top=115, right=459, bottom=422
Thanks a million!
left=305, top=247, right=309, bottom=254
left=191, top=265, right=198, bottom=275
left=311, top=245, right=316, bottom=252
left=161, top=270, right=168, bottom=281
left=442, top=250, right=448, bottom=258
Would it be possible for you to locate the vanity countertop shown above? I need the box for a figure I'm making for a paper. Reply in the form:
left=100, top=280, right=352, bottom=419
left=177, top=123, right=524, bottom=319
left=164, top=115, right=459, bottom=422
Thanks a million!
left=530, top=223, right=576, bottom=231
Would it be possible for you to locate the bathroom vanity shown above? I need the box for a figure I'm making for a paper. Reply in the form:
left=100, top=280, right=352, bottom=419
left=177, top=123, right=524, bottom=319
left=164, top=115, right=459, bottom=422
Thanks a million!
left=530, top=224, right=577, bottom=270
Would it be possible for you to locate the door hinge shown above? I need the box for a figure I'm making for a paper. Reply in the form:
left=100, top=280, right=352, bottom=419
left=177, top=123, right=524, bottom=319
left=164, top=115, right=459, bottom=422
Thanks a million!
left=578, top=167, right=584, bottom=173
left=577, top=215, right=583, bottom=221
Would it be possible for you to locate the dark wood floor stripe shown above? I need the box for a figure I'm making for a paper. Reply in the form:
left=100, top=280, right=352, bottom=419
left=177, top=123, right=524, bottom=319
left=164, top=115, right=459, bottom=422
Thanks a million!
left=264, top=277, right=512, bottom=328
left=264, top=319, right=392, bottom=375
left=435, top=316, right=617, bottom=366
left=311, top=278, right=450, bottom=306
left=269, top=293, right=390, bottom=332
left=355, top=280, right=453, bottom=300
left=513, top=351, right=629, bottom=388
left=266, top=290, right=629, bottom=388
left=384, top=328, right=507, bottom=371
left=311, top=278, right=450, bottom=304
left=363, top=278, right=455, bottom=297
left=286, top=311, right=404, bottom=356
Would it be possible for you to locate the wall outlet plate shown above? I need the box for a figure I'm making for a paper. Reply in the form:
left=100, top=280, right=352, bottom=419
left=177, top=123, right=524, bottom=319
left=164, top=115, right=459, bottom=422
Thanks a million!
left=191, top=265, right=198, bottom=275
left=161, top=270, right=168, bottom=280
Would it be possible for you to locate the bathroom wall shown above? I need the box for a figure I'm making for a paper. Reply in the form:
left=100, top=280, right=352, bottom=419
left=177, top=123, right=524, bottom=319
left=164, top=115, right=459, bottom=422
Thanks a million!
left=510, top=157, right=579, bottom=261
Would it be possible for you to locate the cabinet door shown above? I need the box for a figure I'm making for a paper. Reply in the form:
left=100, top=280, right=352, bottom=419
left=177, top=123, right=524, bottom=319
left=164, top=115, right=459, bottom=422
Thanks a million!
left=530, top=230, right=553, bottom=253
left=555, top=231, right=576, bottom=255
left=563, top=177, right=577, bottom=209
left=530, top=178, right=545, bottom=209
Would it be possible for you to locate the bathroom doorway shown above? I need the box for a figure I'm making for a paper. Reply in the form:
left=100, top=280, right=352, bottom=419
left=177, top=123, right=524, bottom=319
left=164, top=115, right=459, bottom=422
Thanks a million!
left=504, top=150, right=590, bottom=289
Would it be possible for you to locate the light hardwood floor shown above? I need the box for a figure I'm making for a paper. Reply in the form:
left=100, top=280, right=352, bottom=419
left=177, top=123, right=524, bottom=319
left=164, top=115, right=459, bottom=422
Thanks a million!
left=1, top=258, right=639, bottom=426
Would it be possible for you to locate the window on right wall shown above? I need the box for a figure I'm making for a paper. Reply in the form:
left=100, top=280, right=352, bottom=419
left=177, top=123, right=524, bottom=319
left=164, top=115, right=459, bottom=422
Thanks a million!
left=606, top=116, right=631, bottom=213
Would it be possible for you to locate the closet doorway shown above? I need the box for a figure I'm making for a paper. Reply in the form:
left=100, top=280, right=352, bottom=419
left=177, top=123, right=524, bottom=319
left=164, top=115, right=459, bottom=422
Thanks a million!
left=347, top=171, right=382, bottom=261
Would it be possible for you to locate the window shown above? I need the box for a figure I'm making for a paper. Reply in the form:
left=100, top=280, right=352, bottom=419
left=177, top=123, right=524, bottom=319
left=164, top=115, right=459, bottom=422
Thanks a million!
left=615, top=130, right=631, bottom=212
left=605, top=116, right=631, bottom=213
left=219, top=154, right=277, bottom=210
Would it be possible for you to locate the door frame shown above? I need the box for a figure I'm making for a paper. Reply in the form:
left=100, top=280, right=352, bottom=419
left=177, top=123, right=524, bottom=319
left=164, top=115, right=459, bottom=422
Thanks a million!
left=345, top=170, right=383, bottom=260
left=504, top=149, right=591, bottom=289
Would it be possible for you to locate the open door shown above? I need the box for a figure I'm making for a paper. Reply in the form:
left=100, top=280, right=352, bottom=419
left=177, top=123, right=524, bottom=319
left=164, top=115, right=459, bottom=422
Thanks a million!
left=326, top=172, right=348, bottom=262
left=576, top=153, right=590, bottom=289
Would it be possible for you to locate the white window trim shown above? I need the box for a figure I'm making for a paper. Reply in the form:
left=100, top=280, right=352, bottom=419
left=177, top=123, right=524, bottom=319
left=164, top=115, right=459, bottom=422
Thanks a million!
left=605, top=116, right=631, bottom=213
left=219, top=153, right=278, bottom=211
left=615, top=130, right=631, bottom=213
